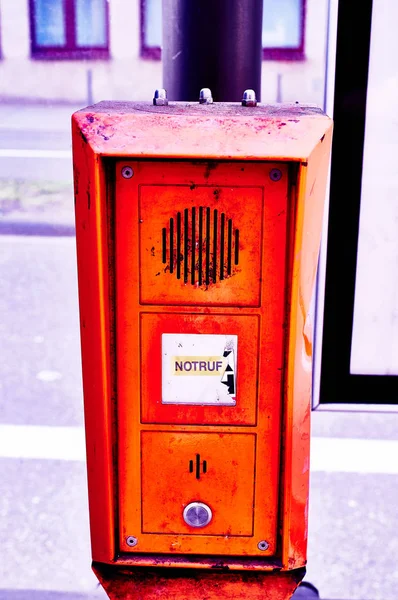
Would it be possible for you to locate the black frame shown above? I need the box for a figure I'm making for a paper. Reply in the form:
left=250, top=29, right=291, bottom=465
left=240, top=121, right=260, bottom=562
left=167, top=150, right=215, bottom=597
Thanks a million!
left=319, top=0, right=398, bottom=404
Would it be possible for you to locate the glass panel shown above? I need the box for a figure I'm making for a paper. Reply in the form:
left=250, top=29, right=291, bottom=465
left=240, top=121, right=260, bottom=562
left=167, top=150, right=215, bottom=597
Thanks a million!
left=145, top=0, right=162, bottom=47
left=350, top=0, right=398, bottom=375
left=262, top=0, right=301, bottom=48
left=75, top=0, right=107, bottom=47
left=33, top=0, right=66, bottom=47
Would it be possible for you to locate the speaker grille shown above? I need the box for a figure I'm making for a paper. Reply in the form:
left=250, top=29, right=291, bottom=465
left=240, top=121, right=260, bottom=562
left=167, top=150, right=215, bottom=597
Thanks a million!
left=162, top=207, right=239, bottom=286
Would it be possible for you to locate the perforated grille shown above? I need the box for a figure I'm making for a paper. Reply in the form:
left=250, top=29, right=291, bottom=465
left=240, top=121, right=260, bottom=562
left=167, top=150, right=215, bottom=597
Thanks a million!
left=162, top=207, right=239, bottom=286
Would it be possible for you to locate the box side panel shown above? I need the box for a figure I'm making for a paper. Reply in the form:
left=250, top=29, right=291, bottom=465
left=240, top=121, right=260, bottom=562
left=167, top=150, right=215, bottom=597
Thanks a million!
left=281, top=125, right=333, bottom=569
left=72, top=118, right=116, bottom=563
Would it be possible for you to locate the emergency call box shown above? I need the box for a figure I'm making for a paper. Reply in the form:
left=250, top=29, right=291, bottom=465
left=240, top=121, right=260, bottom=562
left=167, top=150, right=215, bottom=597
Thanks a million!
left=72, top=101, right=332, bottom=572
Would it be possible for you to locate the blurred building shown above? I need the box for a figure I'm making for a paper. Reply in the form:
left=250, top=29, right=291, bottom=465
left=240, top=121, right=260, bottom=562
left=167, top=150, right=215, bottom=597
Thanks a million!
left=0, top=0, right=328, bottom=105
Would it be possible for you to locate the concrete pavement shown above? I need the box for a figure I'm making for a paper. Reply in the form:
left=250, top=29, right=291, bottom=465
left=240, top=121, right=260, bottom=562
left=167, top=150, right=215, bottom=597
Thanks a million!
left=1, top=102, right=398, bottom=599
left=1, top=234, right=398, bottom=599
left=0, top=101, right=78, bottom=234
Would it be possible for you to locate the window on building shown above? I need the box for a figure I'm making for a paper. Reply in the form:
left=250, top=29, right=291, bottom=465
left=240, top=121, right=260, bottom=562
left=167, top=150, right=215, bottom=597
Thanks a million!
left=141, top=0, right=305, bottom=60
left=30, top=0, right=109, bottom=59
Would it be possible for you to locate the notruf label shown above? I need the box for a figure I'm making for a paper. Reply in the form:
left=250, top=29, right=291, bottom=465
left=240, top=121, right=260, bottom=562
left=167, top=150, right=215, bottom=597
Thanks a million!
left=173, top=357, right=225, bottom=376
left=162, top=334, right=237, bottom=405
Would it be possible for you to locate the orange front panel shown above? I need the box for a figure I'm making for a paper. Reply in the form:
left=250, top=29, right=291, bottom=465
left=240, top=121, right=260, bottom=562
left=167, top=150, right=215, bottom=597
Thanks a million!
left=116, top=159, right=288, bottom=558
left=141, top=432, right=256, bottom=536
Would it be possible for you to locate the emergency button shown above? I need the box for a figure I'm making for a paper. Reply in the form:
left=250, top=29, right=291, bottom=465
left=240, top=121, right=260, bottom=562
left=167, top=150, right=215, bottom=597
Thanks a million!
left=183, top=502, right=212, bottom=528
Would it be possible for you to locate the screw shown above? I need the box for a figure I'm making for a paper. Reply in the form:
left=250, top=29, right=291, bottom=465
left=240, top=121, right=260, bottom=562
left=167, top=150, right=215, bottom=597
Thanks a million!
left=126, top=536, right=138, bottom=547
left=121, top=166, right=134, bottom=179
left=242, top=89, right=257, bottom=107
left=269, top=168, right=282, bottom=182
left=257, top=540, right=269, bottom=551
left=153, top=88, right=168, bottom=106
left=199, top=88, right=213, bottom=104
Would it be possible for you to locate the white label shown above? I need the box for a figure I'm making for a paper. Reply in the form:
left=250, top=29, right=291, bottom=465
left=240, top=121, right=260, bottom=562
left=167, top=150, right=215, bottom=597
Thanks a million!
left=162, top=334, right=237, bottom=405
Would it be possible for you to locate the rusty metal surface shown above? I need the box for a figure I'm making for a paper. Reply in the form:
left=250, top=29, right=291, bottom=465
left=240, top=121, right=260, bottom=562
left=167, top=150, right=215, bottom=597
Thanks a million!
left=72, top=101, right=331, bottom=161
left=72, top=103, right=333, bottom=572
left=93, top=563, right=305, bottom=600
left=114, top=553, right=283, bottom=571
left=77, top=100, right=324, bottom=117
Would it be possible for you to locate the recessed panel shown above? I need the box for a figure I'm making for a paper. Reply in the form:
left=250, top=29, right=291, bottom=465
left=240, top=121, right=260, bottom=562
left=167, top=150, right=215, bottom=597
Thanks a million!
left=141, top=313, right=259, bottom=425
left=139, top=185, right=263, bottom=306
left=141, top=432, right=256, bottom=536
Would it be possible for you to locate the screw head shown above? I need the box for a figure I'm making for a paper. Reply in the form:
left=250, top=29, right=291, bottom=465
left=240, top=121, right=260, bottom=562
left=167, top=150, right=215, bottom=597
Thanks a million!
left=153, top=88, right=168, bottom=106
left=199, top=88, right=213, bottom=104
left=269, top=168, right=282, bottom=182
left=121, top=166, right=134, bottom=179
left=126, top=535, right=138, bottom=547
left=242, top=89, right=257, bottom=107
left=257, top=540, right=269, bottom=551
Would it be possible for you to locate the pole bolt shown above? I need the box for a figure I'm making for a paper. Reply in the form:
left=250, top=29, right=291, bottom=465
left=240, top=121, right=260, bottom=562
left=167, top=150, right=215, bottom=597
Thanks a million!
left=242, top=89, right=257, bottom=107
left=199, top=88, right=213, bottom=104
left=269, top=168, right=282, bottom=182
left=257, top=540, right=269, bottom=551
left=153, top=89, right=168, bottom=106
left=121, top=166, right=134, bottom=179
left=126, top=536, right=138, bottom=547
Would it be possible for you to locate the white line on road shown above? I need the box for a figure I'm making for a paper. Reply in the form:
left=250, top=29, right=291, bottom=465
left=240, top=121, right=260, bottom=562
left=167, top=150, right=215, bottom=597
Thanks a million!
left=311, top=436, right=398, bottom=474
left=0, top=424, right=85, bottom=461
left=0, top=148, right=71, bottom=159
left=0, top=424, right=397, bottom=473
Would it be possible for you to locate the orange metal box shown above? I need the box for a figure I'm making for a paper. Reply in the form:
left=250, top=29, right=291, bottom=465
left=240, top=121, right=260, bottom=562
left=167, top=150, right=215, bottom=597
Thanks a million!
left=72, top=101, right=332, bottom=591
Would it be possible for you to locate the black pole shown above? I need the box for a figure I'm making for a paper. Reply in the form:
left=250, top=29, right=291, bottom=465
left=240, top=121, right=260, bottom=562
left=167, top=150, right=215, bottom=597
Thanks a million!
left=162, top=0, right=263, bottom=102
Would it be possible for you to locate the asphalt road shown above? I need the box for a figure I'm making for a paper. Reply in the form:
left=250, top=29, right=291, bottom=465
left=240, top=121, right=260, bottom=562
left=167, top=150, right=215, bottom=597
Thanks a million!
left=0, top=104, right=76, bottom=183
left=1, top=105, right=398, bottom=599
left=1, top=234, right=398, bottom=600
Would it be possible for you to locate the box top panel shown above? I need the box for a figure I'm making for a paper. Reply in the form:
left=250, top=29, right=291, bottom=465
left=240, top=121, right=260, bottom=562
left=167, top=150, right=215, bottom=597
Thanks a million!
left=72, top=101, right=332, bottom=161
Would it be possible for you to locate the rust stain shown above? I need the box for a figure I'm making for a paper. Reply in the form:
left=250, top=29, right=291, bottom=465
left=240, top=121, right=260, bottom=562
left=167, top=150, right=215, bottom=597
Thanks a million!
left=204, top=161, right=217, bottom=179
left=73, top=165, right=80, bottom=206
left=211, top=562, right=230, bottom=570
left=80, top=130, right=88, bottom=144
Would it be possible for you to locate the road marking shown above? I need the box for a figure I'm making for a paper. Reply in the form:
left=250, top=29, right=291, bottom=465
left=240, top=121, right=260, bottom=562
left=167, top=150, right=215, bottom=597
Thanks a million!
left=311, top=437, right=398, bottom=474
left=0, top=425, right=85, bottom=461
left=0, top=149, right=71, bottom=159
left=0, top=425, right=397, bottom=473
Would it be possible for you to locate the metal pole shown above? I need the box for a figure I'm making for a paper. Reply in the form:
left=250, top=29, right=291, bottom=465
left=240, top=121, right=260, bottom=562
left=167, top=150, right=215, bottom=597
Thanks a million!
left=162, top=0, right=263, bottom=102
